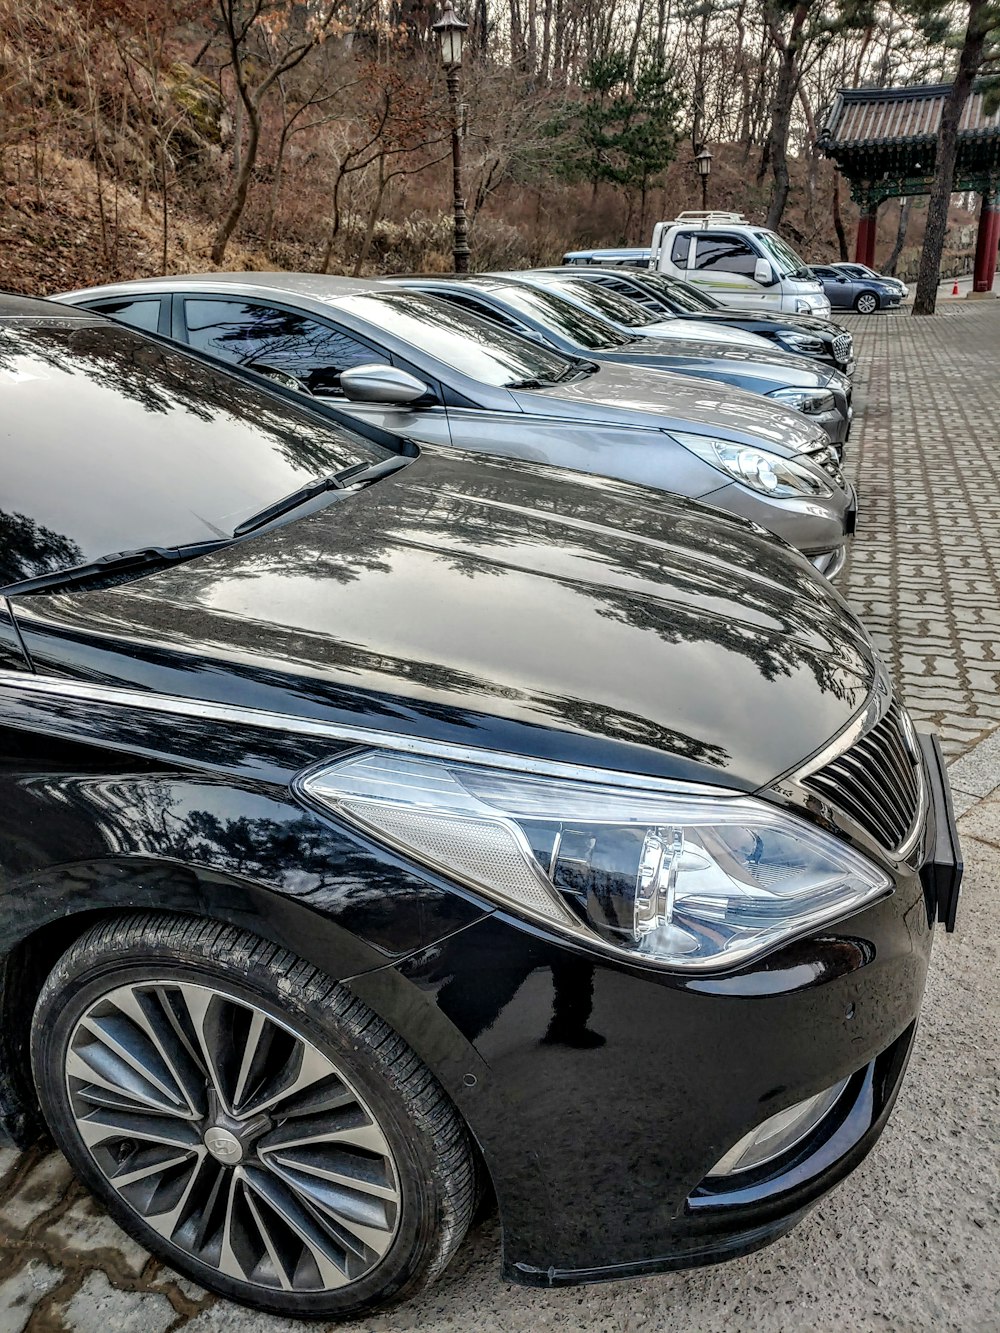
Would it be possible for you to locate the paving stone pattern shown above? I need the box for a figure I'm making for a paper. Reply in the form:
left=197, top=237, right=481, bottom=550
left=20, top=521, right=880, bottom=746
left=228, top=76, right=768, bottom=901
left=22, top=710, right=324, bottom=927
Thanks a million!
left=842, top=303, right=1000, bottom=758
left=1, top=305, right=1000, bottom=1331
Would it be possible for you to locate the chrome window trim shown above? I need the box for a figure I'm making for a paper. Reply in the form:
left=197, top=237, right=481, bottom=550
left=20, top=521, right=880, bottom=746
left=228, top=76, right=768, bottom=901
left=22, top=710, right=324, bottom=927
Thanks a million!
left=0, top=668, right=732, bottom=798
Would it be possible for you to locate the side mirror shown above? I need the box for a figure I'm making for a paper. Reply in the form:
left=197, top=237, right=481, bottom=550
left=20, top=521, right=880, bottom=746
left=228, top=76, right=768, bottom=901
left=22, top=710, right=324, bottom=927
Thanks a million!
left=340, top=364, right=429, bottom=405
left=753, top=258, right=775, bottom=286
left=519, top=327, right=555, bottom=349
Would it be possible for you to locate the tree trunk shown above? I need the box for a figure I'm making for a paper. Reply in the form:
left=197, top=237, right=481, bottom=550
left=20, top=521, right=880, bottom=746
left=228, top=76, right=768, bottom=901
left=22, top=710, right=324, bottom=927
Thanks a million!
left=211, top=97, right=260, bottom=264
left=159, top=137, right=168, bottom=274
left=764, top=4, right=807, bottom=231
left=913, top=0, right=989, bottom=316
left=352, top=154, right=388, bottom=275
left=320, top=159, right=353, bottom=273
left=264, top=117, right=293, bottom=254
left=832, top=177, right=849, bottom=260
left=885, top=197, right=911, bottom=276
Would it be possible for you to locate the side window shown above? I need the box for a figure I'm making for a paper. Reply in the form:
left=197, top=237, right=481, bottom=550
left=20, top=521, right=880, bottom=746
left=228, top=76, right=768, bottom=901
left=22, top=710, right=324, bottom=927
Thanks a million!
left=182, top=298, right=378, bottom=397
left=670, top=233, right=691, bottom=267
left=812, top=267, right=834, bottom=278
left=435, top=292, right=527, bottom=335
left=693, top=234, right=758, bottom=276
left=93, top=297, right=163, bottom=334
left=592, top=275, right=661, bottom=313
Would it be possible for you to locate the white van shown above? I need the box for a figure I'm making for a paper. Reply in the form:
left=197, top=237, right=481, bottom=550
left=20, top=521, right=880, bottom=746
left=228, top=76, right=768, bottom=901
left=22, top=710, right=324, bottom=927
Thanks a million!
left=649, top=212, right=831, bottom=317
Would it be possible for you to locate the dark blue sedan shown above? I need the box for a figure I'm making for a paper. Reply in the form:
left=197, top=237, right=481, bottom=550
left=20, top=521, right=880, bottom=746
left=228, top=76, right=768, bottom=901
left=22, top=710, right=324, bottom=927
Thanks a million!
left=810, top=265, right=902, bottom=314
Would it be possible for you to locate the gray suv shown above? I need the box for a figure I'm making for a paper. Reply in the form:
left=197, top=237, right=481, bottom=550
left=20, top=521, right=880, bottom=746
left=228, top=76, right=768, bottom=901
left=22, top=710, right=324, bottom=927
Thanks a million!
left=57, top=273, right=858, bottom=577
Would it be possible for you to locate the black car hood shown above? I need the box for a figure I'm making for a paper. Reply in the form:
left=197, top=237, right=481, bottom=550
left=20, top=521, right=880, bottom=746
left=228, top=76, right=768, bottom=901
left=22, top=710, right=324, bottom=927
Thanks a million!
left=15, top=451, right=877, bottom=791
left=681, top=310, right=840, bottom=338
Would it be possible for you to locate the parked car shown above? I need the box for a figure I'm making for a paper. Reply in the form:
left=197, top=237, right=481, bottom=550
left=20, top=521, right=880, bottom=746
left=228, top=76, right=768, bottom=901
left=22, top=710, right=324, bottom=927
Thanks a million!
left=496, top=269, right=853, bottom=446
left=810, top=265, right=903, bottom=314
left=648, top=212, right=832, bottom=317
left=546, top=265, right=856, bottom=375
left=829, top=262, right=909, bottom=300
left=0, top=291, right=962, bottom=1320
left=57, top=274, right=856, bottom=574
left=494, top=271, right=778, bottom=350
left=563, top=247, right=652, bottom=268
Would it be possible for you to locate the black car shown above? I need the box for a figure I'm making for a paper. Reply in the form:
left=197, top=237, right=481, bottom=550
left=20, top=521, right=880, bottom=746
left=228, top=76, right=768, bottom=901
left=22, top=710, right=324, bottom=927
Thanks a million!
left=0, top=294, right=961, bottom=1320
left=549, top=265, right=856, bottom=374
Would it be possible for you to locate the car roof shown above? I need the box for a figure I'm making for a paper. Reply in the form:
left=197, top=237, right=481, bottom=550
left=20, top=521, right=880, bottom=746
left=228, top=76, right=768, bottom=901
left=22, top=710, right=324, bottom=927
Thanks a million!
left=387, top=274, right=510, bottom=291
left=57, top=272, right=384, bottom=304
left=0, top=290, right=104, bottom=321
left=562, top=248, right=651, bottom=259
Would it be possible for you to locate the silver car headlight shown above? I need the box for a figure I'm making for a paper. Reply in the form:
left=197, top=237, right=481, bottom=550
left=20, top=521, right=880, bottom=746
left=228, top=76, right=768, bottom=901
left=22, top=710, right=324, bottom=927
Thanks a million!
left=300, top=752, right=892, bottom=972
left=766, top=387, right=836, bottom=416
left=671, top=432, right=832, bottom=498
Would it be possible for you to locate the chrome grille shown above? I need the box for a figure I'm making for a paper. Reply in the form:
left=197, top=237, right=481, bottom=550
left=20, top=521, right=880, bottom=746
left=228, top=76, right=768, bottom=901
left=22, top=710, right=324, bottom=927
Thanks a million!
left=833, top=333, right=853, bottom=363
left=804, top=701, right=922, bottom=852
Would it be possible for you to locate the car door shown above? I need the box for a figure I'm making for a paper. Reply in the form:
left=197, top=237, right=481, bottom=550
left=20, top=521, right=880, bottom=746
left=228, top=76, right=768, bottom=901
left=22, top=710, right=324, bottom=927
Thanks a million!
left=689, top=233, right=776, bottom=309
left=174, top=295, right=455, bottom=446
left=813, top=268, right=852, bottom=309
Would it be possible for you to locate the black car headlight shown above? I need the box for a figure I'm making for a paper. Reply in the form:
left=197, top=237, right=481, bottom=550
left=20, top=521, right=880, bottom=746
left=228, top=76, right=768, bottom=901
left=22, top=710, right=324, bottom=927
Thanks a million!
left=779, top=333, right=824, bottom=355
left=301, top=752, right=891, bottom=971
left=671, top=432, right=832, bottom=498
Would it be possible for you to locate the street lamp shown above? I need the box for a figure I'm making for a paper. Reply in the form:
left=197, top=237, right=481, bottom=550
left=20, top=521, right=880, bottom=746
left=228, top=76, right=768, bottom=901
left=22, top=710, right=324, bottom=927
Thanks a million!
left=695, top=146, right=713, bottom=211
left=432, top=3, right=470, bottom=273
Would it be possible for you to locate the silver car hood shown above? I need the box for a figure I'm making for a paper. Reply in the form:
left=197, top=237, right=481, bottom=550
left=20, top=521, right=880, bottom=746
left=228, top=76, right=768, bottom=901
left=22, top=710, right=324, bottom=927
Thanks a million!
left=513, top=362, right=828, bottom=454
left=636, top=319, right=773, bottom=350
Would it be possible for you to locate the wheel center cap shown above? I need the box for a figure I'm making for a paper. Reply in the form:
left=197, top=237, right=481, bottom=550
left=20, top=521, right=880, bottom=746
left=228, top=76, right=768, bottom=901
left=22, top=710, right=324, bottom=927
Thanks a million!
left=204, top=1126, right=243, bottom=1164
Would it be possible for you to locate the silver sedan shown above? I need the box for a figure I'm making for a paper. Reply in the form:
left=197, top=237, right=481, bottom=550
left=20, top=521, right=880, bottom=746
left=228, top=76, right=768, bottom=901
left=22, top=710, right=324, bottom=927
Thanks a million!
left=57, top=273, right=858, bottom=577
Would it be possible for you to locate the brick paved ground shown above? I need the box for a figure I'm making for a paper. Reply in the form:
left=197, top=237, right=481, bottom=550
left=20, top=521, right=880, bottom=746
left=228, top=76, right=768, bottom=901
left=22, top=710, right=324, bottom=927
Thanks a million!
left=842, top=303, right=1000, bottom=758
left=1, top=305, right=999, bottom=1332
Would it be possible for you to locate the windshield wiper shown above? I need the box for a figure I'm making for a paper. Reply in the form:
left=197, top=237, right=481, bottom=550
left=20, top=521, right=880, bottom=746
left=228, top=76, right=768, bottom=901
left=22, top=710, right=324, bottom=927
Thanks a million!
left=233, top=454, right=411, bottom=537
left=508, top=375, right=557, bottom=389
left=555, top=359, right=599, bottom=381
left=2, top=457, right=413, bottom=597
left=2, top=538, right=232, bottom=598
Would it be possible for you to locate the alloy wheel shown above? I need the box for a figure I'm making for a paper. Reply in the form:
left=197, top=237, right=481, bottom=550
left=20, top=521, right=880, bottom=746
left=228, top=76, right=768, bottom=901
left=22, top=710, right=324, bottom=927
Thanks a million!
left=856, top=293, right=877, bottom=314
left=64, top=979, right=401, bottom=1294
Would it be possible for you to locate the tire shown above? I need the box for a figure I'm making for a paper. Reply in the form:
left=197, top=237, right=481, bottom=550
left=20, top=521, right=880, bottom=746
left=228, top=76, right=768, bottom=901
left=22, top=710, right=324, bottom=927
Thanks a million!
left=30, top=915, right=476, bottom=1320
left=854, top=291, right=878, bottom=314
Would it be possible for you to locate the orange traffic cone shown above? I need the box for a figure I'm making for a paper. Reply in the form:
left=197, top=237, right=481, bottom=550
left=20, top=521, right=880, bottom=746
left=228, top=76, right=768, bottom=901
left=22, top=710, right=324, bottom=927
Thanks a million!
left=952, top=279, right=960, bottom=295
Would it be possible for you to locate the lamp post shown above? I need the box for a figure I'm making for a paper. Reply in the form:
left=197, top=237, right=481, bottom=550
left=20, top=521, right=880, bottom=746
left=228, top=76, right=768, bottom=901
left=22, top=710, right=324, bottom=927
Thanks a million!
left=432, top=3, right=470, bottom=273
left=695, top=146, right=712, bottom=212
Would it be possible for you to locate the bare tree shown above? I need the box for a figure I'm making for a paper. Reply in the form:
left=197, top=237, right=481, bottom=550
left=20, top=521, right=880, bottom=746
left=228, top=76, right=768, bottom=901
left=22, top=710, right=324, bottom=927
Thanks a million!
left=211, top=0, right=359, bottom=264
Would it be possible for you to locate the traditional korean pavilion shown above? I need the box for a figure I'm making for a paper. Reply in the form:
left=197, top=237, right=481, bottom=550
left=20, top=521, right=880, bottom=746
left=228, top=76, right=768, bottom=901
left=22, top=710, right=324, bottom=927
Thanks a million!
left=819, top=83, right=1000, bottom=293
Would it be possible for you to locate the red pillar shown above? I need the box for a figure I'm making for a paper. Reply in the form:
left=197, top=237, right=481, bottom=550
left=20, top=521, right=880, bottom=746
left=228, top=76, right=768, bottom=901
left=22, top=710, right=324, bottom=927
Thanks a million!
left=989, top=200, right=1000, bottom=290
left=855, top=204, right=877, bottom=267
left=972, top=193, right=998, bottom=293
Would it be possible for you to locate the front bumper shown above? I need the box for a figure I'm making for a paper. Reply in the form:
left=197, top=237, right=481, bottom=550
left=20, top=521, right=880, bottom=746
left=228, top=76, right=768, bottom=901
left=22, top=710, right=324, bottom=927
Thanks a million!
left=701, top=479, right=856, bottom=573
left=370, top=732, right=959, bottom=1287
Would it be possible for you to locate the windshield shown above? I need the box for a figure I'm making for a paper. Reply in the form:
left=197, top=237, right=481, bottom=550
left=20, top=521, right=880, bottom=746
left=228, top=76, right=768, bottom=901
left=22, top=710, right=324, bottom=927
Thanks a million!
left=754, top=231, right=813, bottom=282
left=492, top=284, right=631, bottom=350
left=332, top=291, right=572, bottom=387
left=0, top=318, right=385, bottom=586
left=533, top=278, right=655, bottom=330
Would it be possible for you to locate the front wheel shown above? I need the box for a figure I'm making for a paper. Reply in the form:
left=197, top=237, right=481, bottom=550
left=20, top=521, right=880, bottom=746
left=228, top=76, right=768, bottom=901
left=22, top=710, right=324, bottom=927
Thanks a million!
left=30, top=915, right=476, bottom=1320
left=854, top=291, right=878, bottom=314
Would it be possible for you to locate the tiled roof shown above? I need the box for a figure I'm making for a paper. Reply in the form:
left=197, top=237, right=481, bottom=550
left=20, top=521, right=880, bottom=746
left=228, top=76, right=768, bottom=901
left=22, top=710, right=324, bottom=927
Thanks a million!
left=821, top=83, right=1000, bottom=149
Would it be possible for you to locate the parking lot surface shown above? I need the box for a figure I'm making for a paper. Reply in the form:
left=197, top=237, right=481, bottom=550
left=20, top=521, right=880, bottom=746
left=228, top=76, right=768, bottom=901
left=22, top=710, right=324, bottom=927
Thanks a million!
left=1, top=304, right=999, bottom=1332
